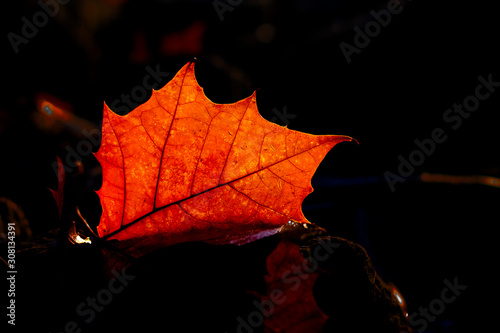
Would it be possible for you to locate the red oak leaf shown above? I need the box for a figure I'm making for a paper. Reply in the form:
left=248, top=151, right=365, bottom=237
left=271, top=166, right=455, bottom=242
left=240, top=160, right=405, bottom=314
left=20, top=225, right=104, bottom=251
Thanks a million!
left=259, top=240, right=328, bottom=332
left=96, top=61, right=353, bottom=257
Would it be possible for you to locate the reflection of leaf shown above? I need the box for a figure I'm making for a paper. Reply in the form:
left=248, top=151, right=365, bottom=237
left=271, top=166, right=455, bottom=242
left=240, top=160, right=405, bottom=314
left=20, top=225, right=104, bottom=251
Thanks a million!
left=96, top=61, right=353, bottom=257
left=259, top=240, right=328, bottom=333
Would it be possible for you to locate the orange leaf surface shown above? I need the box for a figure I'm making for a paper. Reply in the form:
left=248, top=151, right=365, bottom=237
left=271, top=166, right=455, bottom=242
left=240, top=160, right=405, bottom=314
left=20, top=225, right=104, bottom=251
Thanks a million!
left=96, top=61, right=353, bottom=257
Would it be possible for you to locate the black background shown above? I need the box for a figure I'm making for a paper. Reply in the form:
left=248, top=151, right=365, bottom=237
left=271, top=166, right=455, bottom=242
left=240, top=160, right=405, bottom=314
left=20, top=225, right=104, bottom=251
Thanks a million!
left=1, top=0, right=499, bottom=332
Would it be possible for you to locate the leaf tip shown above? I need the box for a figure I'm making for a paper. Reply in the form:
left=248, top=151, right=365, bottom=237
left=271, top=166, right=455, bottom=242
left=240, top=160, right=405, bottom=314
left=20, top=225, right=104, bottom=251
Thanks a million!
left=348, top=136, right=359, bottom=145
left=331, top=135, right=358, bottom=146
